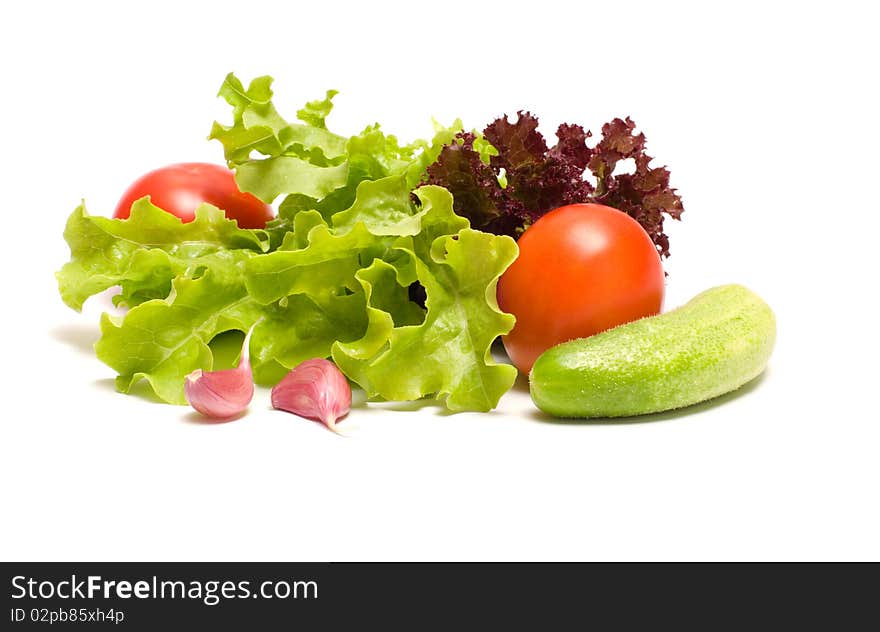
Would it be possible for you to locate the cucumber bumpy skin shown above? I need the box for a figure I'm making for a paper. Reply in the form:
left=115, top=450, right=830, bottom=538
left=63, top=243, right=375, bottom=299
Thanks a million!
left=529, top=284, right=776, bottom=418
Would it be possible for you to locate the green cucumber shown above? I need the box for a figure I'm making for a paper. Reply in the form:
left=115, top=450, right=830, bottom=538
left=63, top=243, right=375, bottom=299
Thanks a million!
left=529, top=284, right=776, bottom=418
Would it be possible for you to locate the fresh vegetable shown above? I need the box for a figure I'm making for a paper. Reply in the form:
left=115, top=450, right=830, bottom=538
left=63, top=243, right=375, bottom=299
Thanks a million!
left=529, top=285, right=776, bottom=418
left=57, top=200, right=270, bottom=313
left=57, top=74, right=518, bottom=412
left=185, top=327, right=255, bottom=418
left=272, top=358, right=352, bottom=433
left=424, top=113, right=684, bottom=259
left=209, top=73, right=463, bottom=248
left=497, top=203, right=664, bottom=373
left=113, top=162, right=274, bottom=229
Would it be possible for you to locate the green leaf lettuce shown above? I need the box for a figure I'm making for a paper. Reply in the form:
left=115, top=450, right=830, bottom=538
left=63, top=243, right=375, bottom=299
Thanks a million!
left=56, top=74, right=518, bottom=412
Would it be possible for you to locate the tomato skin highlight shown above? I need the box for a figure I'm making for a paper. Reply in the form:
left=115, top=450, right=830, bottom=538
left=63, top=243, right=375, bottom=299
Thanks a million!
left=497, top=203, right=665, bottom=374
left=112, top=162, right=274, bottom=229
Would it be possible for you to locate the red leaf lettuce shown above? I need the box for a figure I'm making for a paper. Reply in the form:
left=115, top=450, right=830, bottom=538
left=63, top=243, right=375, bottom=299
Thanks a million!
left=424, top=112, right=683, bottom=258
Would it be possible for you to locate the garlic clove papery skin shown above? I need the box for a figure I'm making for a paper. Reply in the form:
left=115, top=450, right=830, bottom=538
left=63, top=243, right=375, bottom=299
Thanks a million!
left=271, top=358, right=352, bottom=432
left=184, top=327, right=255, bottom=419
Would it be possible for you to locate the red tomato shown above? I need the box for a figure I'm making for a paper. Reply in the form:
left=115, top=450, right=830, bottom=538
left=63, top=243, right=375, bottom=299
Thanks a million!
left=497, top=203, right=664, bottom=374
left=113, top=162, right=274, bottom=229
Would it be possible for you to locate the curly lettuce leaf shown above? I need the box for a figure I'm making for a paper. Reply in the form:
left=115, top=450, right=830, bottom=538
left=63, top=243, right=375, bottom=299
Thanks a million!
left=330, top=174, right=468, bottom=239
left=422, top=132, right=521, bottom=235
left=296, top=89, right=339, bottom=129
left=332, top=228, right=517, bottom=412
left=248, top=292, right=368, bottom=386
left=96, top=250, right=263, bottom=404
left=589, top=117, right=684, bottom=258
left=425, top=112, right=684, bottom=258
left=210, top=74, right=347, bottom=167
left=246, top=214, right=392, bottom=305
left=56, top=199, right=269, bottom=310
left=211, top=73, right=464, bottom=246
left=245, top=182, right=516, bottom=411
left=94, top=245, right=369, bottom=402
left=330, top=187, right=516, bottom=411
left=235, top=157, right=350, bottom=205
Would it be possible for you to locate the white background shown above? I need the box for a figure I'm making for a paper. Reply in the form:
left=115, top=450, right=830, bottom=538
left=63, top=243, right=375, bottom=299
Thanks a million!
left=2, top=1, right=878, bottom=561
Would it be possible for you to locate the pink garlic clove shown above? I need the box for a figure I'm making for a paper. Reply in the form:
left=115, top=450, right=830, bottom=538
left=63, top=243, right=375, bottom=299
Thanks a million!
left=271, top=358, right=352, bottom=433
left=185, top=328, right=255, bottom=419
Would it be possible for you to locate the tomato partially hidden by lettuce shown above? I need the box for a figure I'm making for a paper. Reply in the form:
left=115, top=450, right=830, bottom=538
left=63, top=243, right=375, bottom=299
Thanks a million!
left=113, top=162, right=274, bottom=229
left=497, top=203, right=665, bottom=374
